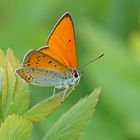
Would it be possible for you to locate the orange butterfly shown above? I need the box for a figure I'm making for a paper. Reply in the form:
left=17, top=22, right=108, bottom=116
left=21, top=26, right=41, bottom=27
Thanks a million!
left=16, top=12, right=81, bottom=96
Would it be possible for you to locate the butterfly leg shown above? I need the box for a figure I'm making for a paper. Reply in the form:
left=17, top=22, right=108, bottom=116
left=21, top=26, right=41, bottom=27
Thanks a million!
left=62, top=86, right=69, bottom=101
left=51, top=87, right=56, bottom=98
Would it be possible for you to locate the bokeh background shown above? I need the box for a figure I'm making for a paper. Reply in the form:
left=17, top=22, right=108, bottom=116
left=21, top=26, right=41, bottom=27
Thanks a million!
left=0, top=0, right=140, bottom=140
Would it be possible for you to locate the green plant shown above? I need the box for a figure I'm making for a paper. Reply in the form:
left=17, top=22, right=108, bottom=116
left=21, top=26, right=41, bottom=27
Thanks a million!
left=0, top=49, right=101, bottom=140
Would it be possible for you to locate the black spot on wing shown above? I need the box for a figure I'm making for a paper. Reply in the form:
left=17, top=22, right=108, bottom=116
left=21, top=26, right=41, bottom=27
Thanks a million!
left=48, top=61, right=52, bottom=64
left=68, top=39, right=71, bottom=42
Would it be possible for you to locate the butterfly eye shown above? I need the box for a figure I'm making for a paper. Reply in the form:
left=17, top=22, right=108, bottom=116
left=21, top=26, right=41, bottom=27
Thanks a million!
left=74, top=70, right=80, bottom=78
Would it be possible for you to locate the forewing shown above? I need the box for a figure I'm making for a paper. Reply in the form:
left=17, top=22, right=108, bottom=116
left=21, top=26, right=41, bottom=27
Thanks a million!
left=22, top=50, right=71, bottom=75
left=16, top=67, right=67, bottom=86
left=39, top=13, right=77, bottom=69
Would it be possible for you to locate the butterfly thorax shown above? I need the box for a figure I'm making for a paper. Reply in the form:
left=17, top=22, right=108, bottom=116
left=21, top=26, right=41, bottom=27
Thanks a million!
left=55, top=69, right=81, bottom=89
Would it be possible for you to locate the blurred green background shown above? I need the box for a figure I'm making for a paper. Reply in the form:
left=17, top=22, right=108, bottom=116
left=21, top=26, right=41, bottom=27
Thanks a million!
left=0, top=0, right=140, bottom=140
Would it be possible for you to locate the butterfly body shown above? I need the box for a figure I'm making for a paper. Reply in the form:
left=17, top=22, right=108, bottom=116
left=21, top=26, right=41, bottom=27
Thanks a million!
left=16, top=12, right=81, bottom=95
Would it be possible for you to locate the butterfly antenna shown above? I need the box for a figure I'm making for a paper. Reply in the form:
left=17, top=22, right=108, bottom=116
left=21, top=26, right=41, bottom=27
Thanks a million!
left=81, top=53, right=104, bottom=73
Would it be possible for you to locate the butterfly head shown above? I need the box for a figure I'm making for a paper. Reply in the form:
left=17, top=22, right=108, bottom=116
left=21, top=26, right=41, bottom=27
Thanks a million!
left=69, top=69, right=81, bottom=86
left=73, top=70, right=81, bottom=78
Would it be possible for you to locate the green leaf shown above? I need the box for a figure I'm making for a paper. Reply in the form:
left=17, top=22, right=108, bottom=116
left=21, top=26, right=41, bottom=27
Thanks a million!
left=6, top=48, right=20, bottom=69
left=0, top=114, right=33, bottom=140
left=7, top=49, right=30, bottom=116
left=0, top=49, right=5, bottom=97
left=0, top=68, right=4, bottom=122
left=1, top=58, right=9, bottom=119
left=0, top=49, right=5, bottom=122
left=24, top=86, right=75, bottom=122
left=0, top=68, right=4, bottom=97
left=7, top=81, right=30, bottom=115
left=0, top=49, right=5, bottom=67
left=2, top=57, right=17, bottom=116
left=42, top=88, right=101, bottom=140
left=0, top=49, right=30, bottom=119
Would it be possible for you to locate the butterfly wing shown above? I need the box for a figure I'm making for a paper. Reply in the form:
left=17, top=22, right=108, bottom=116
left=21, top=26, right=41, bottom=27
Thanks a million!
left=22, top=50, right=72, bottom=76
left=16, top=67, right=68, bottom=87
left=39, top=12, right=77, bottom=69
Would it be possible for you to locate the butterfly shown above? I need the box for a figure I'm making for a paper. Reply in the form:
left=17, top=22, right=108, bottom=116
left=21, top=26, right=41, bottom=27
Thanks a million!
left=16, top=12, right=81, bottom=96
